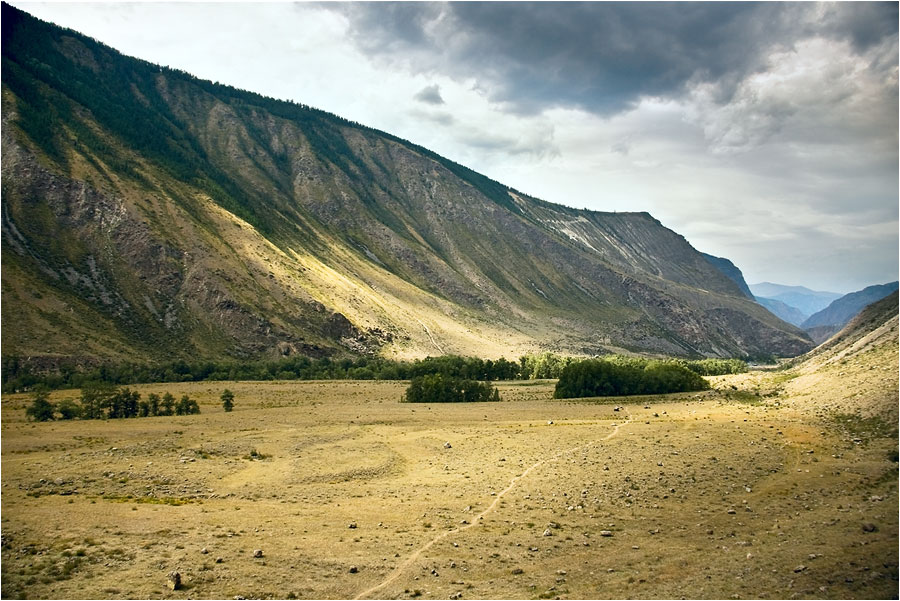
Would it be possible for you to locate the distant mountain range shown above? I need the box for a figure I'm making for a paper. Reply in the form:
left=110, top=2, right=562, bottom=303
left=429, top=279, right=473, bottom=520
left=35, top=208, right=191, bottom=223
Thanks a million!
left=754, top=297, right=809, bottom=327
left=749, top=282, right=842, bottom=317
left=801, top=282, right=899, bottom=343
left=0, top=3, right=813, bottom=370
left=700, top=258, right=897, bottom=345
left=747, top=280, right=898, bottom=344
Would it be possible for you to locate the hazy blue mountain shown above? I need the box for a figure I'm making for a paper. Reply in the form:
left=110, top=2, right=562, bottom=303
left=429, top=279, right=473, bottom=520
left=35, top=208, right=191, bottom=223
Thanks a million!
left=755, top=297, right=808, bottom=327
left=701, top=253, right=754, bottom=299
left=802, top=282, right=899, bottom=343
left=750, top=282, right=842, bottom=316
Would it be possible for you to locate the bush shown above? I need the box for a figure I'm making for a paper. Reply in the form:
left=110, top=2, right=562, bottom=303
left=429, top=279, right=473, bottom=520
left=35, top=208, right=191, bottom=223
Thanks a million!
left=403, top=374, right=500, bottom=403
left=554, top=358, right=709, bottom=399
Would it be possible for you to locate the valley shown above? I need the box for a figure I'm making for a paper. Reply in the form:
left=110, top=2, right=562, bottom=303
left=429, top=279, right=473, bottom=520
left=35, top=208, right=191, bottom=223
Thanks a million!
left=3, top=329, right=896, bottom=599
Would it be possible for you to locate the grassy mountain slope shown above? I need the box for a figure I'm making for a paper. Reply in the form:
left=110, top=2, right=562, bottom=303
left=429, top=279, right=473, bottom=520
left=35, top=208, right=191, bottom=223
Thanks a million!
left=1, top=4, right=813, bottom=367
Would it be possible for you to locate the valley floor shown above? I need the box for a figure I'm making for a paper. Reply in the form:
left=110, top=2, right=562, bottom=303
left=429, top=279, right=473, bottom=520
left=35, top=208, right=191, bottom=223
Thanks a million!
left=2, top=374, right=897, bottom=600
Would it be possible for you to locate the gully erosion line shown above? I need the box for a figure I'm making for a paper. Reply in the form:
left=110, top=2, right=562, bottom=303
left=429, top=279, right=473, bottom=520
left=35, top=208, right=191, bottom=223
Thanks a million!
left=353, top=418, right=633, bottom=600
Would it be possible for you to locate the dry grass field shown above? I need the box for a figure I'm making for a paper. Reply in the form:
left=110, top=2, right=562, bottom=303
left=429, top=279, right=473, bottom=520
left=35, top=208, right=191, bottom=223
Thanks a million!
left=2, top=357, right=897, bottom=599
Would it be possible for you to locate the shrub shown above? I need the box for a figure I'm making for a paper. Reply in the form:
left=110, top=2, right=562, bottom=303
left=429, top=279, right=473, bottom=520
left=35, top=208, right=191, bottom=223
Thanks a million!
left=402, top=374, right=500, bottom=403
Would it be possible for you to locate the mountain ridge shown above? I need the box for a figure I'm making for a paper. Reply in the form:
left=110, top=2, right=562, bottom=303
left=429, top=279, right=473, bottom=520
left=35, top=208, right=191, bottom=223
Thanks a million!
left=1, top=3, right=813, bottom=367
left=801, top=282, right=899, bottom=343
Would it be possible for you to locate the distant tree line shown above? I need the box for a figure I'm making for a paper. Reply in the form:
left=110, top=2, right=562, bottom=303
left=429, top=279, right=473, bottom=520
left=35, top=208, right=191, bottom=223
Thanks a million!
left=403, top=374, right=500, bottom=403
left=4, top=353, right=746, bottom=393
left=554, top=357, right=711, bottom=399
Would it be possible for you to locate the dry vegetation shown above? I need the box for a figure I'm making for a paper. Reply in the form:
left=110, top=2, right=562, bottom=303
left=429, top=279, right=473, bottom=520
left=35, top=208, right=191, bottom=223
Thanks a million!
left=2, top=350, right=897, bottom=599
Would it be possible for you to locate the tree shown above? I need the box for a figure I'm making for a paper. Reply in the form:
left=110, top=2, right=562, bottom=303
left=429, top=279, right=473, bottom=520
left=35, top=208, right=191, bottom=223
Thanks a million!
left=25, top=389, right=55, bottom=421
left=80, top=381, right=116, bottom=419
left=147, top=393, right=160, bottom=416
left=160, top=392, right=175, bottom=416
left=176, top=395, right=200, bottom=415
left=221, top=389, right=234, bottom=412
left=56, top=398, right=82, bottom=420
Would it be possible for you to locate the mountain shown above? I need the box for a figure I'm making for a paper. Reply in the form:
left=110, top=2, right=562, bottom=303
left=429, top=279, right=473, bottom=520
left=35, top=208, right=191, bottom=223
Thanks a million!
left=749, top=282, right=841, bottom=316
left=781, top=291, right=898, bottom=422
left=0, top=4, right=813, bottom=370
left=700, top=253, right=754, bottom=299
left=801, top=282, right=899, bottom=343
left=754, top=297, right=808, bottom=327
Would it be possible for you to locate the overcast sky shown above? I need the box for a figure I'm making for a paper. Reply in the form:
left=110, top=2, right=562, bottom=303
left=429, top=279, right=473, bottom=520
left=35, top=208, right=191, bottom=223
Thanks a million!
left=11, top=1, right=899, bottom=293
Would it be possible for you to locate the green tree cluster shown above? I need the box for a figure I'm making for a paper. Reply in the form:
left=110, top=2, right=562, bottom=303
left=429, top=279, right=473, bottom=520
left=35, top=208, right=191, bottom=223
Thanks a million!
left=403, top=374, right=500, bottom=403
left=554, top=358, right=710, bottom=399
left=23, top=385, right=204, bottom=421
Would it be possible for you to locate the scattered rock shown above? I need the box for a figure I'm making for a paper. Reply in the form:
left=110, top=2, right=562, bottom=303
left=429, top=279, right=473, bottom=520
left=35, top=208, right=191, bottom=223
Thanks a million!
left=349, top=565, right=359, bottom=574
left=862, top=523, right=878, bottom=533
left=444, top=442, right=452, bottom=449
left=253, top=549, right=264, bottom=558
left=216, top=557, right=224, bottom=564
left=542, top=529, right=553, bottom=537
left=547, top=421, right=554, bottom=425
left=200, top=547, right=208, bottom=554
left=600, top=530, right=613, bottom=537
left=348, top=522, right=357, bottom=529
left=511, top=568, right=524, bottom=575
left=166, top=571, right=182, bottom=590
left=794, top=565, right=807, bottom=573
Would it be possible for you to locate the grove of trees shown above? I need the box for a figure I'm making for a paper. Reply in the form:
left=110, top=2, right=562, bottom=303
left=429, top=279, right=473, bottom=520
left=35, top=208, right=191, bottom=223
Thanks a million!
left=24, top=385, right=202, bottom=421
left=553, top=357, right=711, bottom=399
left=403, top=374, right=501, bottom=403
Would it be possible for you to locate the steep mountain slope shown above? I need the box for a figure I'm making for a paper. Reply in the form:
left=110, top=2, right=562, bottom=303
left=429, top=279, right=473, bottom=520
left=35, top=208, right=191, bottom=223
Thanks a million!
left=750, top=282, right=841, bottom=316
left=700, top=253, right=753, bottom=299
left=801, top=282, right=898, bottom=343
left=755, top=297, right=808, bottom=327
left=0, top=4, right=813, bottom=367
left=782, top=291, right=898, bottom=421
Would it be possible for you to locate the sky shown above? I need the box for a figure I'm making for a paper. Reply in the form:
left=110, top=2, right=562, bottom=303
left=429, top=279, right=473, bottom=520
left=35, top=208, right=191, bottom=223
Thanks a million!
left=10, top=1, right=899, bottom=294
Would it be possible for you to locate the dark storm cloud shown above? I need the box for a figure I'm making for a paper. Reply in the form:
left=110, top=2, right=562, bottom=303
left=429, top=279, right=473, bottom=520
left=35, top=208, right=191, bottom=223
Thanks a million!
left=414, top=83, right=445, bottom=105
left=333, top=2, right=898, bottom=115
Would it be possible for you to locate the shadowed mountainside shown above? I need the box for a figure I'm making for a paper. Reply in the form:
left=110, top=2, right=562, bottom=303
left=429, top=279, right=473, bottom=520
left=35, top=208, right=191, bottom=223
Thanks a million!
left=1, top=4, right=813, bottom=368
left=801, top=282, right=898, bottom=343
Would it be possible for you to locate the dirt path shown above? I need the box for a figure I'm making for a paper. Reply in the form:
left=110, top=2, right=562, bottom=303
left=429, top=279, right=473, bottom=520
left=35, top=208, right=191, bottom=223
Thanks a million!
left=354, top=418, right=632, bottom=600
